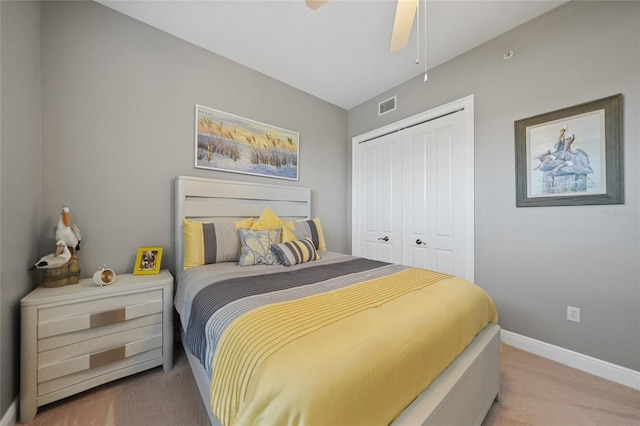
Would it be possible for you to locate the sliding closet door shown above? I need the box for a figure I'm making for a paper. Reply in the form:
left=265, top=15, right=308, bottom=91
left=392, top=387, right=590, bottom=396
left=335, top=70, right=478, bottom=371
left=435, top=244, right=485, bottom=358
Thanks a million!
left=352, top=96, right=474, bottom=279
left=401, top=111, right=467, bottom=276
left=352, top=131, right=402, bottom=263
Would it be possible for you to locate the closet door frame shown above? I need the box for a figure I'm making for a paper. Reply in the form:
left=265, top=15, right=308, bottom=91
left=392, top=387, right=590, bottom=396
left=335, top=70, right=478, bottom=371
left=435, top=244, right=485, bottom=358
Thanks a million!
left=351, top=94, right=475, bottom=281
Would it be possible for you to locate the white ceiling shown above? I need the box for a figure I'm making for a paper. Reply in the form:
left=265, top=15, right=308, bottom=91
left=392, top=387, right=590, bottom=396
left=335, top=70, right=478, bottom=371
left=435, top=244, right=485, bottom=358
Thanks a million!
left=98, top=0, right=567, bottom=110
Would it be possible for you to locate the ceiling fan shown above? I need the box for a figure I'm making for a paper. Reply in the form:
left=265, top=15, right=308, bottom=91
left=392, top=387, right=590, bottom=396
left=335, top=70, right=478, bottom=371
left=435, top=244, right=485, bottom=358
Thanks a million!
left=305, top=0, right=418, bottom=52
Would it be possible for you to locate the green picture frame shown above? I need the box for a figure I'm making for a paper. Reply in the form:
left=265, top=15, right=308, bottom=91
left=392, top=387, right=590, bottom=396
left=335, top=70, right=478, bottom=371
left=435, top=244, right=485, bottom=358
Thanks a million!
left=515, top=94, right=624, bottom=207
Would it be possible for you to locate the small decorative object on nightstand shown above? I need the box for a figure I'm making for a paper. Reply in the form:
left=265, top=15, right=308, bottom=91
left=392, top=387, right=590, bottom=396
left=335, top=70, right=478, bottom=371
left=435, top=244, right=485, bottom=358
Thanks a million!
left=20, top=270, right=173, bottom=424
left=92, top=265, right=116, bottom=286
left=133, top=246, right=163, bottom=275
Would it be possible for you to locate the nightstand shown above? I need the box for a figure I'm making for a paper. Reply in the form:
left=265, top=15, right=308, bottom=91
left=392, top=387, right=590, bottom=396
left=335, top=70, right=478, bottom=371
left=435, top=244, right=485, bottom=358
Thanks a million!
left=20, top=270, right=174, bottom=424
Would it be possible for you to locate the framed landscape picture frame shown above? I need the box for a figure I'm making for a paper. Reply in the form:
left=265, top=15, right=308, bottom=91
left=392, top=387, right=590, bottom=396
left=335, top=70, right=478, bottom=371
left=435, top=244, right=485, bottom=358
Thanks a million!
left=195, top=105, right=300, bottom=180
left=515, top=94, right=624, bottom=207
left=134, top=246, right=163, bottom=275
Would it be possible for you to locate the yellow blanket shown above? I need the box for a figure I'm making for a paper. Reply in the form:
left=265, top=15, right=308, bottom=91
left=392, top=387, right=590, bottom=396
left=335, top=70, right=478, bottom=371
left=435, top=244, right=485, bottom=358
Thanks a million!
left=210, top=268, right=498, bottom=426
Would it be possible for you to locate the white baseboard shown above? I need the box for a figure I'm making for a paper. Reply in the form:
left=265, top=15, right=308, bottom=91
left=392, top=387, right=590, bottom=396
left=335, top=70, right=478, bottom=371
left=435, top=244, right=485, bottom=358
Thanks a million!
left=501, top=329, right=640, bottom=391
left=0, top=398, right=16, bottom=426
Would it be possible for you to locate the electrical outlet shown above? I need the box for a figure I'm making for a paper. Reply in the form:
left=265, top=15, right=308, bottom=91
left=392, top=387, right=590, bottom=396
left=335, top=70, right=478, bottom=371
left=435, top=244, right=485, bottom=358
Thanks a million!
left=567, top=306, right=581, bottom=323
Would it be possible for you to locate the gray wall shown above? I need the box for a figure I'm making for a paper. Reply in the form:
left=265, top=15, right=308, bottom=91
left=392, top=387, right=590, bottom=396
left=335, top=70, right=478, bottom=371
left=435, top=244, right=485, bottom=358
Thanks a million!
left=0, top=0, right=348, bottom=418
left=348, top=1, right=639, bottom=370
left=39, top=0, right=349, bottom=278
left=1, top=0, right=638, bottom=421
left=0, top=0, right=42, bottom=416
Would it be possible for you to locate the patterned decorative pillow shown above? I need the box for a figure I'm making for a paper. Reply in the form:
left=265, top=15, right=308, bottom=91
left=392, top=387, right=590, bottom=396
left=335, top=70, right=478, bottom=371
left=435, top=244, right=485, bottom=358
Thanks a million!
left=182, top=217, right=254, bottom=269
left=238, top=228, right=282, bottom=266
left=271, top=238, right=320, bottom=267
left=283, top=217, right=326, bottom=250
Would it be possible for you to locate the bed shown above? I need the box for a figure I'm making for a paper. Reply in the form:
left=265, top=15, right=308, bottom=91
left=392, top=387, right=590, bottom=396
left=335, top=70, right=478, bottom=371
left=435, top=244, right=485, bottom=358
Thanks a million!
left=173, top=175, right=500, bottom=426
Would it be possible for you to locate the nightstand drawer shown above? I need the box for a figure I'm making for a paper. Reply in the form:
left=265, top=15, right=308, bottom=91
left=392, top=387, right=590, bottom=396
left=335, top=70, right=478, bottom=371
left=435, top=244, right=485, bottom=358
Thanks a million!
left=38, top=313, right=162, bottom=352
left=38, top=331, right=162, bottom=383
left=38, top=347, right=163, bottom=396
left=38, top=290, right=163, bottom=338
left=38, top=323, right=163, bottom=368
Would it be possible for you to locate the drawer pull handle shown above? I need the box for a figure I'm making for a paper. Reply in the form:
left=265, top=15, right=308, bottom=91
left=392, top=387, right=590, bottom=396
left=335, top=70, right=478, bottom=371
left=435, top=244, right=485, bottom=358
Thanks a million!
left=89, top=346, right=126, bottom=369
left=90, top=308, right=126, bottom=328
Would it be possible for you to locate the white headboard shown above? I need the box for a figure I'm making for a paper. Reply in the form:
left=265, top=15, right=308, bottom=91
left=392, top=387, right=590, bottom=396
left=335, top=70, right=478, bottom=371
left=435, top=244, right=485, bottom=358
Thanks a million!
left=174, top=176, right=311, bottom=272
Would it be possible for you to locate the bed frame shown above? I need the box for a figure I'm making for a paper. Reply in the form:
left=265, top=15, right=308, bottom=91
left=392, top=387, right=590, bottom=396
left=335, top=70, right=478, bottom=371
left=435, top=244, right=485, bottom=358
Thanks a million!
left=173, top=175, right=500, bottom=426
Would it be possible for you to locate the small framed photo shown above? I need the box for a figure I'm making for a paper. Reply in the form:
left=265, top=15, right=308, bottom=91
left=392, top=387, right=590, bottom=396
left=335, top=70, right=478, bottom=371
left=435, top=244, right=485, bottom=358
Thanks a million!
left=134, top=246, right=163, bottom=275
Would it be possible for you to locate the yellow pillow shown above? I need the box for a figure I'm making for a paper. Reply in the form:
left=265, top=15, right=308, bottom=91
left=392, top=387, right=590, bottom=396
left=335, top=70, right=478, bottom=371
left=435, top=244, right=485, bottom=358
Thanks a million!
left=251, top=207, right=282, bottom=230
left=183, top=217, right=253, bottom=269
left=235, top=217, right=254, bottom=229
left=251, top=207, right=298, bottom=242
left=281, top=226, right=297, bottom=243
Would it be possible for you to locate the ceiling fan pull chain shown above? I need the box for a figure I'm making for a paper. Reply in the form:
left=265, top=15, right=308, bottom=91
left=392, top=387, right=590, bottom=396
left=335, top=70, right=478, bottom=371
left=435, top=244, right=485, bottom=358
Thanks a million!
left=416, top=0, right=420, bottom=64
left=423, top=0, right=428, bottom=82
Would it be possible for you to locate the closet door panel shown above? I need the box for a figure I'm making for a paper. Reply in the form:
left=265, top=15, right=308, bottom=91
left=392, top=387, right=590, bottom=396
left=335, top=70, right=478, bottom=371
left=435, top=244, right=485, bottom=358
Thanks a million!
left=379, top=142, right=396, bottom=235
left=363, top=145, right=378, bottom=235
left=408, top=134, right=428, bottom=237
left=430, top=113, right=467, bottom=276
left=434, top=249, right=454, bottom=275
left=401, top=111, right=466, bottom=276
left=432, top=125, right=455, bottom=251
left=402, top=126, right=430, bottom=268
left=355, top=131, right=402, bottom=263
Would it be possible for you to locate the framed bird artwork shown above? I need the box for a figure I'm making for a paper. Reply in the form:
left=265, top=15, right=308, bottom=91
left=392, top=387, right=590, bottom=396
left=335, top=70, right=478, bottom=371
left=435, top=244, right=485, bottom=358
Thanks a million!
left=515, top=93, right=623, bottom=207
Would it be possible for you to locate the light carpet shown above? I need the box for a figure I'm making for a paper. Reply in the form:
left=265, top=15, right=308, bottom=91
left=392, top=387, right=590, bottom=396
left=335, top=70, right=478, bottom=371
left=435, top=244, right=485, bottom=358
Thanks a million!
left=21, top=343, right=640, bottom=426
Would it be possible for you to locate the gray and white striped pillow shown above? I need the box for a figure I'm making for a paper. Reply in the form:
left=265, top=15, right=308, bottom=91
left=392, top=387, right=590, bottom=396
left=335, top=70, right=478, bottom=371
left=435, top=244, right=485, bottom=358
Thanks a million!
left=271, top=238, right=320, bottom=267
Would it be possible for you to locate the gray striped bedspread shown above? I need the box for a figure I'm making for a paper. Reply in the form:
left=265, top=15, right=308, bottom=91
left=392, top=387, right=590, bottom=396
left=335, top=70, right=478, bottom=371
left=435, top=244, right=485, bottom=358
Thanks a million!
left=174, top=251, right=406, bottom=374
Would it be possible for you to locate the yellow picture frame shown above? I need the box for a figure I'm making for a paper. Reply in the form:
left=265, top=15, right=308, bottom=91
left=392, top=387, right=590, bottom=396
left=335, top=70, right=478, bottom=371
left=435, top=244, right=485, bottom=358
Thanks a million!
left=133, top=246, right=163, bottom=275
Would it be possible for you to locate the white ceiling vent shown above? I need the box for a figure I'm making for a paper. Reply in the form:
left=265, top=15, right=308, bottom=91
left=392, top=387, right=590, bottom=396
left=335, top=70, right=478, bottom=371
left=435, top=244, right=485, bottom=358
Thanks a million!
left=378, top=96, right=397, bottom=116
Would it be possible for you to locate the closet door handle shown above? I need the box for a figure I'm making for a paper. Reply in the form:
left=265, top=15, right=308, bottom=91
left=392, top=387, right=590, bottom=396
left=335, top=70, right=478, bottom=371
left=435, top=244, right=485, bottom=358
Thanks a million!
left=416, top=239, right=427, bottom=246
left=378, top=236, right=389, bottom=242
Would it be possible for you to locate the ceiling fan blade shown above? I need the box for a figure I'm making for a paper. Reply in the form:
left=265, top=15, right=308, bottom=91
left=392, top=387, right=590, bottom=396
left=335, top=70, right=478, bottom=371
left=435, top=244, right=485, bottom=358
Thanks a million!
left=389, top=0, right=418, bottom=52
left=305, top=0, right=330, bottom=10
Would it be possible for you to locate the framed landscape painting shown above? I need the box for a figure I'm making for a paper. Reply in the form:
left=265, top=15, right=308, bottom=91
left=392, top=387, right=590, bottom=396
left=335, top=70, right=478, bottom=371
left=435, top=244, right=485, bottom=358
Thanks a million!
left=195, top=105, right=299, bottom=180
left=515, top=94, right=623, bottom=207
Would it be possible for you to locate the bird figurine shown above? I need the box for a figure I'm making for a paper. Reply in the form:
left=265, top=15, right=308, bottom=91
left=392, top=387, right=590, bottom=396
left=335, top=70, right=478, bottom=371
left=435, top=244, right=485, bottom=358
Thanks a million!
left=55, top=206, right=81, bottom=258
left=33, top=240, right=71, bottom=269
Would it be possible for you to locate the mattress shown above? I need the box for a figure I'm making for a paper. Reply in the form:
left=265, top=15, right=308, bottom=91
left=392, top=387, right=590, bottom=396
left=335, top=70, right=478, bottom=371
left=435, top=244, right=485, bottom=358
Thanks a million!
left=174, top=251, right=498, bottom=426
